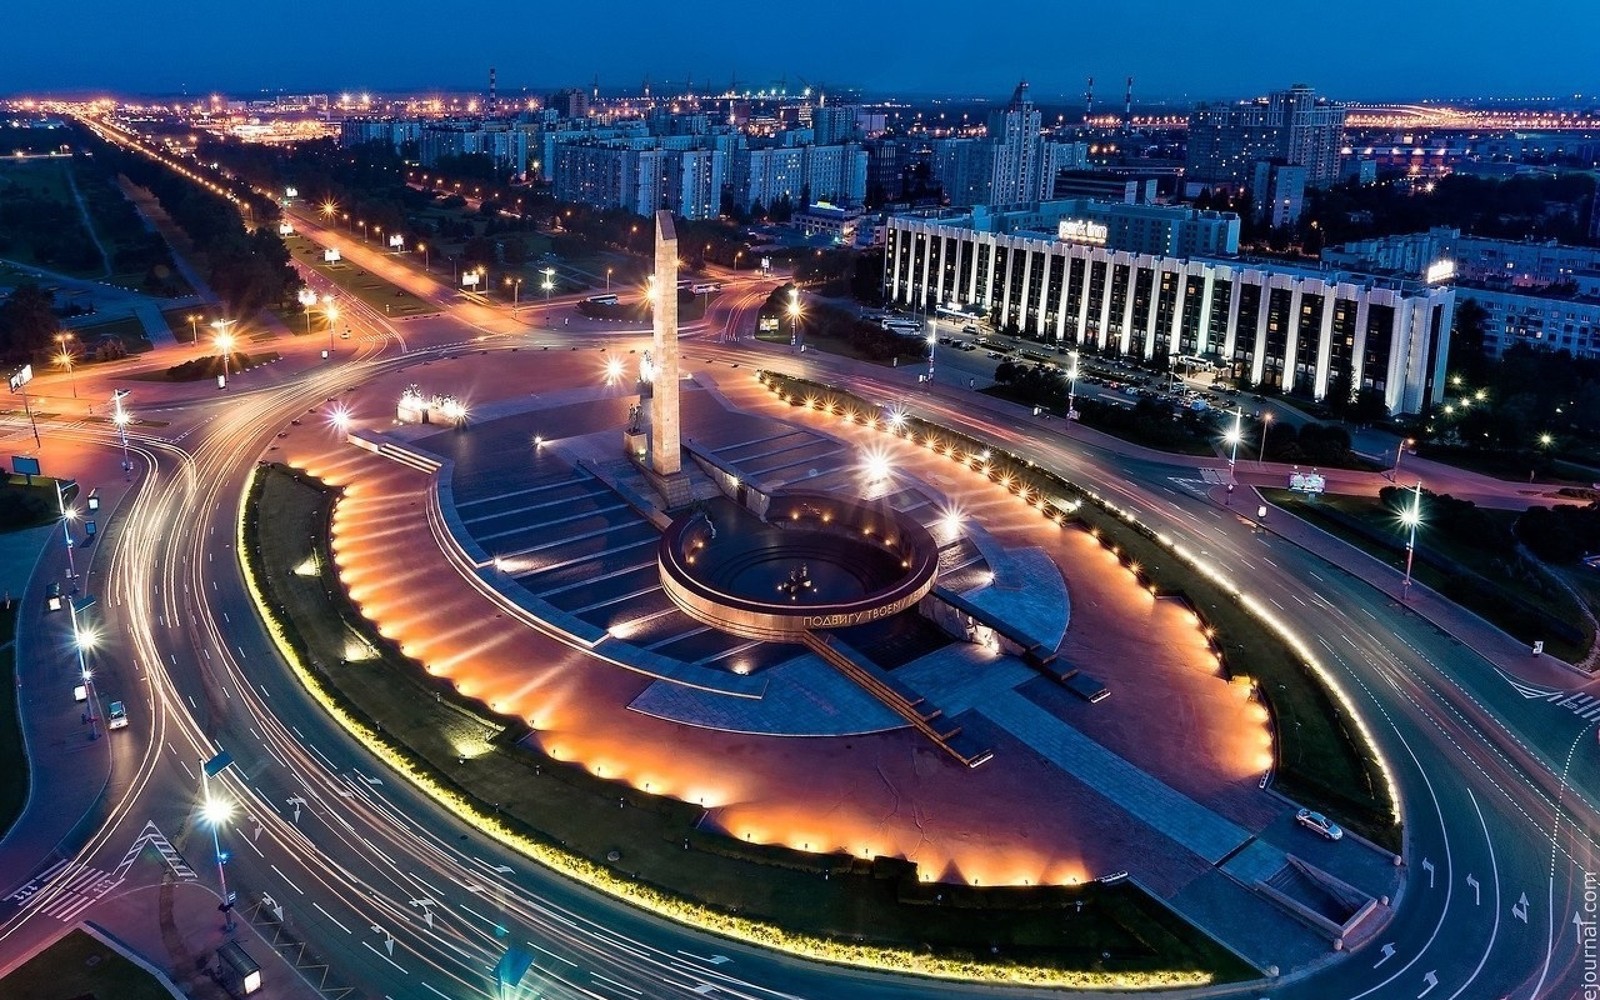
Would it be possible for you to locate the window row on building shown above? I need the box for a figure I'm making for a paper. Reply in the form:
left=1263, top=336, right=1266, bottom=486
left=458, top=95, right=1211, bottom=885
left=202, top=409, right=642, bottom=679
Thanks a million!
left=884, top=218, right=1454, bottom=415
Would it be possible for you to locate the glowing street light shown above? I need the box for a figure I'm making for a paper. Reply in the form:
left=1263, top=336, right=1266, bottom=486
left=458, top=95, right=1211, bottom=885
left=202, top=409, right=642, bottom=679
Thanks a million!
left=54, top=332, right=78, bottom=398
left=55, top=478, right=78, bottom=587
left=1259, top=411, right=1274, bottom=464
left=1390, top=435, right=1415, bottom=482
left=505, top=275, right=524, bottom=314
left=541, top=266, right=556, bottom=302
left=1223, top=407, right=1243, bottom=505
left=112, top=389, right=132, bottom=479
left=787, top=289, right=802, bottom=352
left=417, top=241, right=429, bottom=271
left=1066, top=349, right=1080, bottom=421
left=210, top=319, right=237, bottom=387
left=199, top=774, right=236, bottom=932
left=1399, top=481, right=1424, bottom=601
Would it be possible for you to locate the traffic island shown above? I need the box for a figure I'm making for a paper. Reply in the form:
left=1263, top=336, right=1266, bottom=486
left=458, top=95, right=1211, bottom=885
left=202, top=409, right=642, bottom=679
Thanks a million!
left=239, top=461, right=1250, bottom=988
left=760, top=372, right=1399, bottom=851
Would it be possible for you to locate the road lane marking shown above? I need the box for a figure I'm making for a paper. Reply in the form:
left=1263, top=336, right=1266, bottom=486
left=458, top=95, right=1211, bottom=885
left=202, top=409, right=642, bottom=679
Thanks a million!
left=362, top=940, right=407, bottom=973
left=313, top=901, right=352, bottom=934
left=271, top=864, right=304, bottom=894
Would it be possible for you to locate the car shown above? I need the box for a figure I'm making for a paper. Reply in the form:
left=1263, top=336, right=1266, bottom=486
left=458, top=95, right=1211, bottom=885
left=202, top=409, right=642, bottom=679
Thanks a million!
left=1295, top=808, right=1343, bottom=841
left=962, top=324, right=981, bottom=335
left=107, top=701, right=129, bottom=730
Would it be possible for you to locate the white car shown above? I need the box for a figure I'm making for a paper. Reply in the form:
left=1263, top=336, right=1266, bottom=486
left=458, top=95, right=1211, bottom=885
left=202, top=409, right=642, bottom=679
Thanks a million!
left=107, top=701, right=129, bottom=730
left=1295, top=808, right=1343, bottom=841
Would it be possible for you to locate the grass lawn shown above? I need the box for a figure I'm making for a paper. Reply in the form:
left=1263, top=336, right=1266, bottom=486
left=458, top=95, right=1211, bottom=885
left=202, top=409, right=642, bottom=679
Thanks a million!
left=983, top=384, right=1218, bottom=457
left=284, top=235, right=436, bottom=318
left=754, top=327, right=920, bottom=367
left=71, top=315, right=154, bottom=356
left=1263, top=489, right=1594, bottom=663
left=0, top=600, right=25, bottom=840
left=0, top=929, right=176, bottom=1000
left=246, top=465, right=1249, bottom=982
left=0, top=476, right=66, bottom=533
left=130, top=350, right=281, bottom=384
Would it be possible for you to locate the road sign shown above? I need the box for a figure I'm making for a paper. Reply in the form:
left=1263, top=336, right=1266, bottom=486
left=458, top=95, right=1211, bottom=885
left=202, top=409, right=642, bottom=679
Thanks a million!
left=203, top=750, right=235, bottom=777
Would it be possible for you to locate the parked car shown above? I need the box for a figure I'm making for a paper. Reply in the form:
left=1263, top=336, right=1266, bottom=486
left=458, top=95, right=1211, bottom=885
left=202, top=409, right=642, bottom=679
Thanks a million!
left=107, top=701, right=129, bottom=730
left=1295, top=808, right=1343, bottom=841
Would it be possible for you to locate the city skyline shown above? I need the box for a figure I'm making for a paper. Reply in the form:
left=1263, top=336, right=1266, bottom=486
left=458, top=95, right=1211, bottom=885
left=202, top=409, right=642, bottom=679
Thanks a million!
left=8, top=0, right=1600, bottom=101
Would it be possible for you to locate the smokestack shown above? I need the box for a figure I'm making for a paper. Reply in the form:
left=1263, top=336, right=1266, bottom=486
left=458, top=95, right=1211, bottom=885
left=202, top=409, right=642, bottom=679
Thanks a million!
left=488, top=67, right=497, bottom=114
left=1084, top=76, right=1094, bottom=123
left=1124, top=76, right=1134, bottom=134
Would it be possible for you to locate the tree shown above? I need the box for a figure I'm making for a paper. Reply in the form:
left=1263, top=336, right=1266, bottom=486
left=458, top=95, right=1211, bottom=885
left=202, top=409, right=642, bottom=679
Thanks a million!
left=0, top=283, right=59, bottom=363
left=1448, top=298, right=1492, bottom=386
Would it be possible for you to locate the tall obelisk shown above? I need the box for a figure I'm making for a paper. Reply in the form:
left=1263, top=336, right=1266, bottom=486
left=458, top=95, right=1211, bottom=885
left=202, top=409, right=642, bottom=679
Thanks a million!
left=650, top=210, right=681, bottom=476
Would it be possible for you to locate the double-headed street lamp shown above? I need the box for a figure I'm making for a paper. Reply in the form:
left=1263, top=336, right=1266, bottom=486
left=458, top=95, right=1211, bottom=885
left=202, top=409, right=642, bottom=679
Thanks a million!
left=68, top=601, right=98, bottom=739
left=540, top=266, right=556, bottom=303
left=1223, top=407, right=1244, bottom=505
left=418, top=242, right=429, bottom=271
left=505, top=276, right=524, bottom=314
left=54, top=332, right=78, bottom=398
left=325, top=300, right=340, bottom=357
left=55, top=478, right=78, bottom=588
left=1399, top=480, right=1424, bottom=600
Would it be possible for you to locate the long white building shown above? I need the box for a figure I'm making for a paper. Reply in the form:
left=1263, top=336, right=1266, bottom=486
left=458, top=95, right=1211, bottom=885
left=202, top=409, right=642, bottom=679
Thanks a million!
left=885, top=216, right=1455, bottom=414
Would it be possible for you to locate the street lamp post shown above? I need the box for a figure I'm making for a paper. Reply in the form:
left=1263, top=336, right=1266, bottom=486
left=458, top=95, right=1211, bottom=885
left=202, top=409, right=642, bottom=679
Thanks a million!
left=210, top=319, right=237, bottom=387
left=55, top=478, right=78, bottom=587
left=1259, top=412, right=1274, bottom=464
left=541, top=266, right=555, bottom=303
left=418, top=242, right=429, bottom=271
left=606, top=267, right=612, bottom=292
left=199, top=772, right=236, bottom=932
left=1391, top=436, right=1415, bottom=482
left=187, top=314, right=200, bottom=343
left=1066, top=349, right=1080, bottom=420
left=1400, top=480, right=1424, bottom=601
left=506, top=276, right=523, bottom=314
left=55, top=332, right=78, bottom=398
left=325, top=302, right=340, bottom=357
left=1224, top=407, right=1243, bottom=506
left=788, top=289, right=801, bottom=352
left=112, top=389, right=132, bottom=479
left=68, top=601, right=98, bottom=739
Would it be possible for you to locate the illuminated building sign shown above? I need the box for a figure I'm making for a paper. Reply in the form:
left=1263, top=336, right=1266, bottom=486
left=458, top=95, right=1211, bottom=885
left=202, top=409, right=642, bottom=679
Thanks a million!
left=1058, top=219, right=1109, bottom=246
left=1425, top=259, right=1456, bottom=284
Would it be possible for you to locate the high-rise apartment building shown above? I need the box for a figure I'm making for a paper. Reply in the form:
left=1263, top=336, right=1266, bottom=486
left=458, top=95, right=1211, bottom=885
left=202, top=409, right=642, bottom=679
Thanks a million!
left=988, top=81, right=1042, bottom=206
left=930, top=137, right=993, bottom=208
left=1186, top=84, right=1345, bottom=191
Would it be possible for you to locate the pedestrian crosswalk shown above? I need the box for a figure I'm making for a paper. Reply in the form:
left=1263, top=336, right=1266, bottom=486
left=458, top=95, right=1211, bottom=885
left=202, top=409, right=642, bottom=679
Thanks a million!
left=1496, top=670, right=1600, bottom=722
left=0, top=821, right=197, bottom=926
left=3, top=860, right=120, bottom=924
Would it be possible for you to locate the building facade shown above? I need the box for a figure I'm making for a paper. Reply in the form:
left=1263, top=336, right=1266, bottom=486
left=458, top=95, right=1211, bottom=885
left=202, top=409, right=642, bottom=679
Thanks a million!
left=1252, top=160, right=1307, bottom=227
left=988, top=81, right=1042, bottom=206
left=1186, top=84, right=1346, bottom=191
left=884, top=216, right=1453, bottom=414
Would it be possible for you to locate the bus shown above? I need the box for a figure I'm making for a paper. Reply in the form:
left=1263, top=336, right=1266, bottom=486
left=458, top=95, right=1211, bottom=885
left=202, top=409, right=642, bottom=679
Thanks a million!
left=881, top=318, right=922, bottom=336
left=690, top=282, right=721, bottom=294
left=585, top=294, right=619, bottom=306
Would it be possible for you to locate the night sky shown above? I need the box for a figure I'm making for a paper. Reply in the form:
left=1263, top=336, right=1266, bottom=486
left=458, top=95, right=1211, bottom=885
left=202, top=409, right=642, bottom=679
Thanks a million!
left=9, top=0, right=1600, bottom=101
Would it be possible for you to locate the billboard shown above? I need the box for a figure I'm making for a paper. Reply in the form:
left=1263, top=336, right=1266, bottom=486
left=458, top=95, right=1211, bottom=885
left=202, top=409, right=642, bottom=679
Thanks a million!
left=9, top=364, right=33, bottom=393
left=1288, top=470, right=1326, bottom=495
left=323, top=247, right=342, bottom=264
left=11, top=455, right=41, bottom=477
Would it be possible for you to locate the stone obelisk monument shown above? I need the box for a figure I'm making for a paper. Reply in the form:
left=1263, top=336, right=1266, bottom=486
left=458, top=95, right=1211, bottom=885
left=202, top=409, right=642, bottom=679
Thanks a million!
left=650, top=210, right=682, bottom=476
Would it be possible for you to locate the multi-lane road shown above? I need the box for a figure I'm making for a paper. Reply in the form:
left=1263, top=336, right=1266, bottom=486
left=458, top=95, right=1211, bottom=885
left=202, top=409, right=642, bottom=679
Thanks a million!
left=2, top=141, right=1598, bottom=999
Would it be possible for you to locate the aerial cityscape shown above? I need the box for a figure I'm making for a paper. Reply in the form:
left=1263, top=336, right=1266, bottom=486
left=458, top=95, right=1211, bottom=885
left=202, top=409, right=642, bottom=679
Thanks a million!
left=2, top=5, right=1600, bottom=1000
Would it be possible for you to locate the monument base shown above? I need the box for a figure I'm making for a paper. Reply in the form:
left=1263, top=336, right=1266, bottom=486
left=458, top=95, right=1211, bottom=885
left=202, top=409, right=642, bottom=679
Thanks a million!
left=622, top=429, right=648, bottom=462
